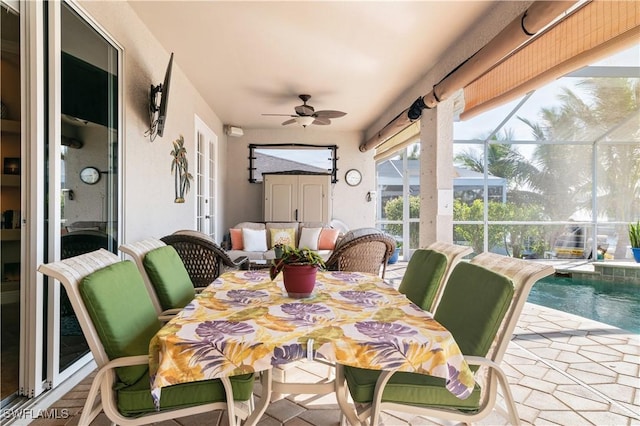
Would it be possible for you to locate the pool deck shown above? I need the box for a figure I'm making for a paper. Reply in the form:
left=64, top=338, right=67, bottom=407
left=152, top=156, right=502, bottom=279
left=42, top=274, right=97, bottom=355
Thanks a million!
left=28, top=261, right=640, bottom=426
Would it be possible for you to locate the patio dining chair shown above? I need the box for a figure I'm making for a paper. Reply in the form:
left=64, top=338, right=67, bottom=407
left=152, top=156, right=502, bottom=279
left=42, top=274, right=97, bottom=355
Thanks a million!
left=161, top=229, right=249, bottom=287
left=119, top=239, right=197, bottom=319
left=37, top=249, right=260, bottom=426
left=325, top=228, right=396, bottom=278
left=397, top=241, right=472, bottom=312
left=335, top=253, right=554, bottom=425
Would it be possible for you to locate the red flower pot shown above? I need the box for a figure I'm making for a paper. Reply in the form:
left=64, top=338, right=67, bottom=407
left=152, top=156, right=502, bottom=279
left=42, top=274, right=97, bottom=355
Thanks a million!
left=282, top=264, right=317, bottom=298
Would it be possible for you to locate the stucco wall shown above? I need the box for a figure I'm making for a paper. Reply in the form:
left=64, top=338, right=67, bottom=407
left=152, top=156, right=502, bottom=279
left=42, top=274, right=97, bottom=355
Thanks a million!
left=78, top=1, right=227, bottom=243
left=224, top=128, right=374, bottom=233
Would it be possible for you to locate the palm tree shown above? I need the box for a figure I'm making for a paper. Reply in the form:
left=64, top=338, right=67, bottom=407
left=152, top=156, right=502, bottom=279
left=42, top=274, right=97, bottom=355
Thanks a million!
left=454, top=129, right=540, bottom=204
left=520, top=78, right=640, bottom=257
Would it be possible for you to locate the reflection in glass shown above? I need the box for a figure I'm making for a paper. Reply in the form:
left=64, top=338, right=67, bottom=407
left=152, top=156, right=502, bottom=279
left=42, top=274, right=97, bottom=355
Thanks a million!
left=58, top=3, right=119, bottom=371
left=0, top=0, right=21, bottom=402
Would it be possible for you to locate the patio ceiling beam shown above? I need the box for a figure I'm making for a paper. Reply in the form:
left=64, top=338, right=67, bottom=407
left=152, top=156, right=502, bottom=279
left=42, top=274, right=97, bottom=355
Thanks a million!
left=360, top=0, right=576, bottom=153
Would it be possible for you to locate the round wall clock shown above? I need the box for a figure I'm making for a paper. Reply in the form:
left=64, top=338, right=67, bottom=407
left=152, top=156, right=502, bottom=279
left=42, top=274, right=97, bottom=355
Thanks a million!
left=345, top=169, right=362, bottom=186
left=80, top=166, right=101, bottom=185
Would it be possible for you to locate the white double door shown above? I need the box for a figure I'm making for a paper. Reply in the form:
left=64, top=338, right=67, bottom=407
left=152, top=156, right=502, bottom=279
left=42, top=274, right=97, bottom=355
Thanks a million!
left=263, top=174, right=331, bottom=223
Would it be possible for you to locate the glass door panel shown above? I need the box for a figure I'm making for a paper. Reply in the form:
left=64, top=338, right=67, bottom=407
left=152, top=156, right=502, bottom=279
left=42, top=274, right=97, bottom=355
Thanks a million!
left=55, top=2, right=118, bottom=373
left=0, top=0, right=22, bottom=403
left=195, top=118, right=217, bottom=240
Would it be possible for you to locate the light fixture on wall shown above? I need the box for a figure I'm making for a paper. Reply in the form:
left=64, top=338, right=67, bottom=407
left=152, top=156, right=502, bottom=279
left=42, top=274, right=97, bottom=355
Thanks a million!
left=295, top=116, right=315, bottom=127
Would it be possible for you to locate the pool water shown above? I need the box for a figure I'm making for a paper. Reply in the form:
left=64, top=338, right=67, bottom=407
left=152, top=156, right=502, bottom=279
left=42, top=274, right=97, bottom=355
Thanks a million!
left=527, top=275, right=640, bottom=334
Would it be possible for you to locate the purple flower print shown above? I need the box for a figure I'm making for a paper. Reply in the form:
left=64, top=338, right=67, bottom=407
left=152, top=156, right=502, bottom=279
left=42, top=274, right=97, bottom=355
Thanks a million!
left=271, top=344, right=306, bottom=365
left=446, top=363, right=472, bottom=399
left=354, top=321, right=417, bottom=340
left=242, top=270, right=269, bottom=281
left=330, top=272, right=363, bottom=282
left=339, top=291, right=383, bottom=306
left=281, top=303, right=330, bottom=317
left=194, top=320, right=254, bottom=342
left=226, top=289, right=269, bottom=304
left=281, top=303, right=333, bottom=324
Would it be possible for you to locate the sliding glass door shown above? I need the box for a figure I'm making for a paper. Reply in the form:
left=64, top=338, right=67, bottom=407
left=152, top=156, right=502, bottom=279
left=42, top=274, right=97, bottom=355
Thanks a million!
left=45, top=0, right=121, bottom=387
left=0, top=0, right=23, bottom=405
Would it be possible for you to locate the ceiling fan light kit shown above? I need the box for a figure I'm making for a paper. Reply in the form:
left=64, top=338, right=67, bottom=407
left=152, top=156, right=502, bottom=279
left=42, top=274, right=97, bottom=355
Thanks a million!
left=263, top=94, right=347, bottom=127
left=294, top=116, right=315, bottom=127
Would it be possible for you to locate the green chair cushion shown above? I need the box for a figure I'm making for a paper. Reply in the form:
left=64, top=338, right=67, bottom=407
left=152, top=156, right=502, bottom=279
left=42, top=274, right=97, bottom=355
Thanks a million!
left=117, top=370, right=255, bottom=416
left=398, top=249, right=447, bottom=311
left=343, top=365, right=481, bottom=410
left=435, top=261, right=514, bottom=358
left=143, top=246, right=195, bottom=311
left=80, top=260, right=162, bottom=385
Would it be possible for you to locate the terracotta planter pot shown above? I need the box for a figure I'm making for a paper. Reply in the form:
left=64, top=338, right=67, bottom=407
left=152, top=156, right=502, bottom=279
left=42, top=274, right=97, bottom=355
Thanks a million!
left=282, top=264, right=317, bottom=298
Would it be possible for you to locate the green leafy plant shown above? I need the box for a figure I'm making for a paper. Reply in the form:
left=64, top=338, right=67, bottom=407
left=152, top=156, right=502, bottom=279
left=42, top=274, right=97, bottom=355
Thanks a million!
left=629, top=221, right=640, bottom=248
left=269, top=245, right=326, bottom=280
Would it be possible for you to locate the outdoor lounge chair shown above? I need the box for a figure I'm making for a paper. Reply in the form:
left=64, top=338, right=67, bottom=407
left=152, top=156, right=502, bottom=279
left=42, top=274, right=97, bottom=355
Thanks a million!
left=335, top=253, right=554, bottom=425
left=325, top=228, right=396, bottom=278
left=397, top=241, right=472, bottom=311
left=37, top=249, right=261, bottom=426
left=161, top=229, right=248, bottom=287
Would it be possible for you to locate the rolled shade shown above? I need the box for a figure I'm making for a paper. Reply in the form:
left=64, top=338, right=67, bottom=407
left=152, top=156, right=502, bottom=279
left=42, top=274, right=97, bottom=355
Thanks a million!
left=374, top=121, right=420, bottom=162
left=360, top=0, right=576, bottom=152
left=462, top=0, right=640, bottom=120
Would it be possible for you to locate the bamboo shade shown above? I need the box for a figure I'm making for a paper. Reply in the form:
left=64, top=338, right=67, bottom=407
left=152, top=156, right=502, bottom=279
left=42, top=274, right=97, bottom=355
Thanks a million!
left=461, top=0, right=640, bottom=120
left=374, top=121, right=420, bottom=161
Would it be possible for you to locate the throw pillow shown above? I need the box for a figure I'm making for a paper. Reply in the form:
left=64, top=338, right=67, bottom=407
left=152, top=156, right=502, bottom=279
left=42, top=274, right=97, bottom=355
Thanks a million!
left=230, top=228, right=244, bottom=250
left=242, top=228, right=268, bottom=252
left=270, top=228, right=296, bottom=248
left=318, top=228, right=340, bottom=250
left=298, top=227, right=322, bottom=250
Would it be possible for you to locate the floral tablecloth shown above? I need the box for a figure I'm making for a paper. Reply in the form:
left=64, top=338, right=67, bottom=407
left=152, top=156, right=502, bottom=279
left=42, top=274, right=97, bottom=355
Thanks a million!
left=150, top=270, right=475, bottom=405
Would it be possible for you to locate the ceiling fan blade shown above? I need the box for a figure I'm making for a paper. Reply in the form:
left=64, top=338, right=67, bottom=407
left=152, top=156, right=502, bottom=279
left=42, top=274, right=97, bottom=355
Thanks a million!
left=313, top=117, right=331, bottom=125
left=262, top=113, right=295, bottom=117
left=314, top=110, right=347, bottom=119
left=295, top=105, right=315, bottom=116
left=281, top=118, right=297, bottom=126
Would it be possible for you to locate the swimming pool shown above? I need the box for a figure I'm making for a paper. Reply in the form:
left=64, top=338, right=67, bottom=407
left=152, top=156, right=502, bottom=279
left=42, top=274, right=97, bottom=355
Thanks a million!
left=527, top=275, right=640, bottom=334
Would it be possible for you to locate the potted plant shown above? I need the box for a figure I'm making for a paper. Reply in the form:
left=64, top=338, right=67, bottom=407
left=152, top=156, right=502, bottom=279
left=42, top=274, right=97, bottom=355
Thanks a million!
left=629, top=221, right=640, bottom=262
left=270, top=245, right=326, bottom=298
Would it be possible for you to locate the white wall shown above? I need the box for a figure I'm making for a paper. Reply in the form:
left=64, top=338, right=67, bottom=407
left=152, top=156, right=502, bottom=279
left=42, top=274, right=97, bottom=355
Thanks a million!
left=224, top=127, right=375, bottom=233
left=78, top=1, right=227, bottom=243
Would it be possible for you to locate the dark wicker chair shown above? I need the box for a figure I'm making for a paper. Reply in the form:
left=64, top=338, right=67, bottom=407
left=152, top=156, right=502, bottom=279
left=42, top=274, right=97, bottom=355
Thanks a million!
left=160, top=230, right=248, bottom=287
left=61, top=230, right=117, bottom=259
left=60, top=230, right=117, bottom=316
left=324, top=228, right=396, bottom=278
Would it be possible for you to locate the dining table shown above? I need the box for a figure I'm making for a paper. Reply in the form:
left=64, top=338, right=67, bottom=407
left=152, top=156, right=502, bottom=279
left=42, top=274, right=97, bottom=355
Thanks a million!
left=149, top=269, right=476, bottom=425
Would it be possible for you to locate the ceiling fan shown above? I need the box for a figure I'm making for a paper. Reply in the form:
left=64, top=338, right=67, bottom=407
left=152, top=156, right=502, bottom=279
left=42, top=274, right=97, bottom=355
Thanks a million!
left=262, top=94, right=347, bottom=127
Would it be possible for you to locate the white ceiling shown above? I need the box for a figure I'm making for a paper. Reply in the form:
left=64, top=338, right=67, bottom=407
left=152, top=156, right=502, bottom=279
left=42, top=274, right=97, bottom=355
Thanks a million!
left=129, top=1, right=497, bottom=132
